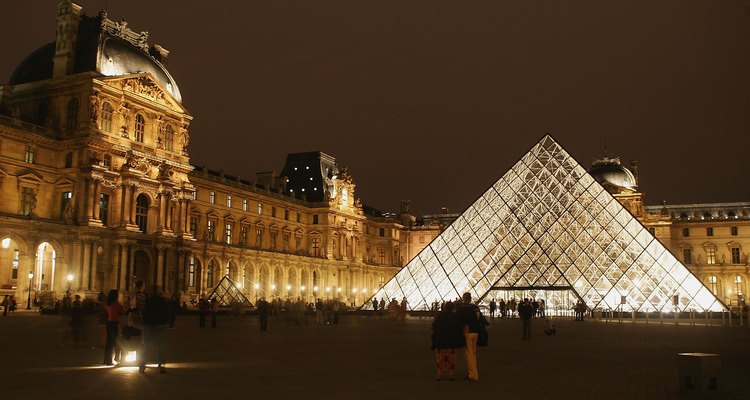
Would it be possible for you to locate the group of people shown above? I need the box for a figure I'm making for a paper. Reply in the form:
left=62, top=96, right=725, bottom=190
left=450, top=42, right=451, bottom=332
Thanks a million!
left=103, top=280, right=171, bottom=373
left=371, top=297, right=408, bottom=323
left=1, top=295, right=17, bottom=316
left=487, top=298, right=546, bottom=319
left=431, top=292, right=484, bottom=381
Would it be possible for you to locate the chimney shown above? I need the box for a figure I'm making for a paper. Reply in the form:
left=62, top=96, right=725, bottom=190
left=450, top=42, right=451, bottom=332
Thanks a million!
left=53, top=1, right=83, bottom=78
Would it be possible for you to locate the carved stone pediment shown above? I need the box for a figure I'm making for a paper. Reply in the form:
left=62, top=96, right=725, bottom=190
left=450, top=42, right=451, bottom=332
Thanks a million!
left=102, top=75, right=186, bottom=113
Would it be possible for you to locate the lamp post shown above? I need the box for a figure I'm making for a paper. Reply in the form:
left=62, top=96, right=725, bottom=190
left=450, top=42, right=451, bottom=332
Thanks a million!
left=254, top=283, right=260, bottom=302
left=66, top=274, right=73, bottom=292
left=352, top=288, right=358, bottom=307
left=26, top=272, right=33, bottom=310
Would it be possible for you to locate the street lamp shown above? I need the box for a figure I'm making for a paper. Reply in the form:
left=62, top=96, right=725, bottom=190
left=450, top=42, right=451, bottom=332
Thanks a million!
left=66, top=274, right=73, bottom=292
left=352, top=288, right=358, bottom=307
left=26, top=272, right=33, bottom=310
left=254, top=283, right=260, bottom=302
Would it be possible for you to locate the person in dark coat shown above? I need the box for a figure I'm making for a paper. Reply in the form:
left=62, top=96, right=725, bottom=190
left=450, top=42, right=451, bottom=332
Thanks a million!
left=457, top=292, right=482, bottom=381
left=140, top=287, right=169, bottom=373
left=257, top=297, right=269, bottom=332
left=518, top=298, right=534, bottom=340
left=431, top=301, right=464, bottom=380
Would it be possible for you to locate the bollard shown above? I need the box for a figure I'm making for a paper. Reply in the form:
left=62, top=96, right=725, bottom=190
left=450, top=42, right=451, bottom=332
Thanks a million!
left=729, top=306, right=733, bottom=328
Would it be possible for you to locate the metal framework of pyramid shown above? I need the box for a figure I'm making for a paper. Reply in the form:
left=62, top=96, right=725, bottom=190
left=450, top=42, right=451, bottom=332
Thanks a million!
left=369, top=135, right=724, bottom=312
left=206, top=275, right=250, bottom=307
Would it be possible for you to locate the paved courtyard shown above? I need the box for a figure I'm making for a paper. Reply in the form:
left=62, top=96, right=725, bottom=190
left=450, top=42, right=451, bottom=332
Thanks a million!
left=1, top=311, right=748, bottom=400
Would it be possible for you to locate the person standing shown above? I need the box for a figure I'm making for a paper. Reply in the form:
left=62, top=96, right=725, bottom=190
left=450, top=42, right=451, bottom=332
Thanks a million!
left=198, top=297, right=209, bottom=328
left=2, top=295, right=8, bottom=316
left=103, top=289, right=124, bottom=365
left=431, top=301, right=464, bottom=380
left=315, top=298, right=323, bottom=325
left=140, top=287, right=169, bottom=373
left=518, top=298, right=534, bottom=340
left=489, top=299, right=496, bottom=320
left=258, top=297, right=269, bottom=332
left=371, top=298, right=378, bottom=315
left=457, top=292, right=481, bottom=381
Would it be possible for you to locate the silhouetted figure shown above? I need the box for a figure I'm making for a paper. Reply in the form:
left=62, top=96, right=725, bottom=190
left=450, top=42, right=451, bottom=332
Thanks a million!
left=257, top=297, right=270, bottom=332
left=431, top=301, right=464, bottom=380
left=198, top=298, right=209, bottom=328
left=210, top=298, right=218, bottom=328
left=518, top=298, right=534, bottom=340
left=141, top=287, right=169, bottom=373
left=457, top=292, right=482, bottom=381
left=543, top=318, right=556, bottom=336
left=104, top=289, right=124, bottom=365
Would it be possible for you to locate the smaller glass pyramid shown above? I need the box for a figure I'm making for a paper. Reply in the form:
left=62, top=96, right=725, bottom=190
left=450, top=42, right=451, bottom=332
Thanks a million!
left=206, top=275, right=251, bottom=307
left=368, top=135, right=725, bottom=312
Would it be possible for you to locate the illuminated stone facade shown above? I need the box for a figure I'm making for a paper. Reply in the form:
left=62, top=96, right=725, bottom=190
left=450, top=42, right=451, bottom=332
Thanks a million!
left=0, top=1, right=440, bottom=306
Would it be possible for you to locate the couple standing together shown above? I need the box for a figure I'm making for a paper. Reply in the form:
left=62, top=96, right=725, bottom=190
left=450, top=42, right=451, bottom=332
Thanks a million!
left=432, top=292, right=483, bottom=381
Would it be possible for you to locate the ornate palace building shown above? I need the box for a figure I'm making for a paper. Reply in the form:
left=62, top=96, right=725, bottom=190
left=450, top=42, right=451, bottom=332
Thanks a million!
left=0, top=1, right=441, bottom=306
left=0, top=2, right=747, bottom=309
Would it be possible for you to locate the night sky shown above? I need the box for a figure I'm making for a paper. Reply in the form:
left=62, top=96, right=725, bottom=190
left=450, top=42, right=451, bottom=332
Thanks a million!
left=2, top=1, right=749, bottom=215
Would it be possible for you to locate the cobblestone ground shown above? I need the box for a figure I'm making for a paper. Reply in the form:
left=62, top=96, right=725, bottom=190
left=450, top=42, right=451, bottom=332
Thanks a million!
left=1, top=311, right=748, bottom=400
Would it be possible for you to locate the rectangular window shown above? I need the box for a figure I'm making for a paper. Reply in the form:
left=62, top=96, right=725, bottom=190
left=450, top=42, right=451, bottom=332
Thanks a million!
left=284, top=209, right=289, bottom=220
left=312, top=214, right=319, bottom=224
left=270, top=231, right=277, bottom=250
left=256, top=227, right=263, bottom=247
left=683, top=248, right=692, bottom=264
left=419, top=235, right=425, bottom=244
left=706, top=227, right=713, bottom=236
left=99, top=193, right=109, bottom=225
left=708, top=276, right=717, bottom=294
left=379, top=228, right=385, bottom=237
left=20, top=187, right=34, bottom=216
left=64, top=152, right=73, bottom=168
left=209, top=191, right=216, bottom=204
left=60, top=191, right=72, bottom=220
left=378, top=248, right=386, bottom=265
left=12, top=249, right=19, bottom=279
left=207, top=220, right=216, bottom=241
left=225, top=223, right=233, bottom=244
left=682, top=228, right=689, bottom=237
left=24, top=146, right=36, bottom=164
left=312, top=237, right=320, bottom=256
left=189, top=216, right=197, bottom=236
left=735, top=276, right=743, bottom=295
left=731, top=248, right=741, bottom=264
left=295, top=235, right=301, bottom=251
left=242, top=199, right=248, bottom=211
left=226, top=195, right=232, bottom=208
left=283, top=233, right=290, bottom=252
left=706, top=247, right=716, bottom=265
left=188, top=257, right=195, bottom=287
left=241, top=226, right=248, bottom=246
left=731, top=226, right=738, bottom=236
left=296, top=212, right=301, bottom=223
left=272, top=206, right=277, bottom=218
left=258, top=203, right=263, bottom=215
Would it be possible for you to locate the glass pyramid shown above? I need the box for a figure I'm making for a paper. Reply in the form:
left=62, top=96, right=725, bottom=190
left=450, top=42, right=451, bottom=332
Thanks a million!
left=370, top=135, right=724, bottom=312
left=206, top=275, right=251, bottom=307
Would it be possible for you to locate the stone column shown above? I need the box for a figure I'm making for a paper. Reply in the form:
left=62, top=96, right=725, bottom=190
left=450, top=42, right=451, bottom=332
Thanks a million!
left=89, top=241, right=99, bottom=291
left=92, top=180, right=101, bottom=221
left=81, top=240, right=91, bottom=290
left=120, top=185, right=131, bottom=226
left=176, top=250, right=187, bottom=293
left=129, top=187, right=137, bottom=225
left=127, top=244, right=135, bottom=291
left=85, top=179, right=95, bottom=220
left=157, top=192, right=166, bottom=230
left=156, top=247, right=165, bottom=289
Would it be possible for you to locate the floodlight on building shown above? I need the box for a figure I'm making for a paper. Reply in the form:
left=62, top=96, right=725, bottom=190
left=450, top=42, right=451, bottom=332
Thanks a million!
left=352, top=288, right=357, bottom=294
left=237, top=283, right=242, bottom=289
left=301, top=286, right=306, bottom=292
left=271, top=284, right=277, bottom=290
left=254, top=283, right=260, bottom=289
left=313, top=286, right=319, bottom=292
left=286, top=285, right=291, bottom=291
left=125, top=351, right=137, bottom=363
left=1, top=238, right=9, bottom=248
left=337, top=288, right=342, bottom=293
left=325, top=287, right=331, bottom=292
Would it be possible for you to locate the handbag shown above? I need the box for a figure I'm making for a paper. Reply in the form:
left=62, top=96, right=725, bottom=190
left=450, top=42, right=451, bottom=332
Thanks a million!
left=476, top=314, right=489, bottom=347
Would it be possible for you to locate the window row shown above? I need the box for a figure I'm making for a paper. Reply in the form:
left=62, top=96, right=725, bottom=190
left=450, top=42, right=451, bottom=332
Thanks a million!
left=682, top=226, right=739, bottom=237
left=682, top=247, right=743, bottom=265
left=98, top=101, right=177, bottom=152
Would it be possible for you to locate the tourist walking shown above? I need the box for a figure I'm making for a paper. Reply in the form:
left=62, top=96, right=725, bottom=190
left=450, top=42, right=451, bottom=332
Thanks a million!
left=258, top=297, right=270, bottom=332
left=489, top=299, right=496, bottom=320
left=518, top=298, right=534, bottom=340
left=140, top=287, right=169, bottom=373
left=103, top=289, right=124, bottom=366
left=457, top=292, right=482, bottom=381
left=431, top=301, right=465, bottom=380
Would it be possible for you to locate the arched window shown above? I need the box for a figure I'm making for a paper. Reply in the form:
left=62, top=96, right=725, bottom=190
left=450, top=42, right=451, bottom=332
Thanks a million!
left=708, top=275, right=717, bottom=294
left=134, top=114, right=145, bottom=142
left=164, top=125, right=174, bottom=151
left=135, top=194, right=149, bottom=232
left=66, top=98, right=79, bottom=131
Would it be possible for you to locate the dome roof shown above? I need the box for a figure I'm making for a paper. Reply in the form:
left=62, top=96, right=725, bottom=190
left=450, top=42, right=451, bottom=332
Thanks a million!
left=9, top=13, right=182, bottom=103
left=589, top=158, right=637, bottom=190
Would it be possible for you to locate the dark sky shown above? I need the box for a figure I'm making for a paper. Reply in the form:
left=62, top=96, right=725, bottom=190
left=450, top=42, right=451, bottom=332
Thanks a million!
left=2, top=1, right=749, bottom=215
